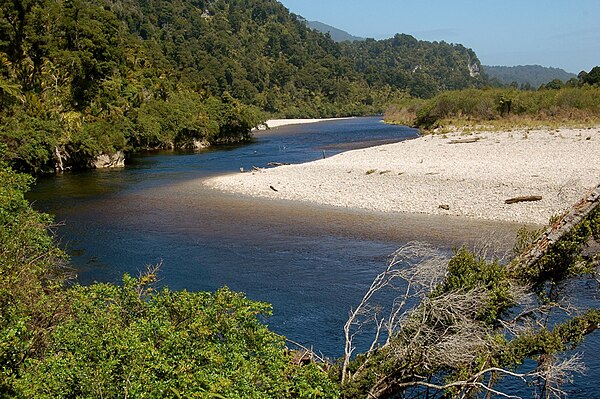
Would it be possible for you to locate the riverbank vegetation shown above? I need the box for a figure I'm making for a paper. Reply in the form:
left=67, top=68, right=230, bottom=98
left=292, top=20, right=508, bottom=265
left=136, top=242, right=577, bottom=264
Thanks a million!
left=0, top=161, right=339, bottom=397
left=0, top=0, right=484, bottom=173
left=385, top=66, right=600, bottom=131
left=339, top=198, right=600, bottom=398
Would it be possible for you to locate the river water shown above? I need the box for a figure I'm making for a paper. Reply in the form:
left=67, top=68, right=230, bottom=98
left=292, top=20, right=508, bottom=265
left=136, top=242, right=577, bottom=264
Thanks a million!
left=28, top=117, right=598, bottom=396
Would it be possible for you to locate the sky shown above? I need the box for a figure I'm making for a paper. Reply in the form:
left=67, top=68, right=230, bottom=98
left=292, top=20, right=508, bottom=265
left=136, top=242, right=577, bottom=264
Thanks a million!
left=279, top=0, right=600, bottom=74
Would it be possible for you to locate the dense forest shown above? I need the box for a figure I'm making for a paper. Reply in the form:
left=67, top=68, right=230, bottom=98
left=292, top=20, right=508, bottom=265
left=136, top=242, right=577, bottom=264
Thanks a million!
left=0, top=0, right=484, bottom=173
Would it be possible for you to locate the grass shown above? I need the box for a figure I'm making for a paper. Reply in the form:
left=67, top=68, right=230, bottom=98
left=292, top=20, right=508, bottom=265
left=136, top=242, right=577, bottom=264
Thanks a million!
left=384, top=86, right=600, bottom=133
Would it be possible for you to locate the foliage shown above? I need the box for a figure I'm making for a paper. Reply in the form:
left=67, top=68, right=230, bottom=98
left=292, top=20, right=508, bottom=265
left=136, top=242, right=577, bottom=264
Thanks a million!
left=341, top=34, right=484, bottom=98
left=339, top=205, right=600, bottom=398
left=579, top=66, right=600, bottom=86
left=386, top=82, right=600, bottom=130
left=0, top=0, right=486, bottom=172
left=512, top=206, right=600, bottom=290
left=16, top=280, right=339, bottom=398
left=0, top=165, right=339, bottom=397
left=0, top=162, right=68, bottom=394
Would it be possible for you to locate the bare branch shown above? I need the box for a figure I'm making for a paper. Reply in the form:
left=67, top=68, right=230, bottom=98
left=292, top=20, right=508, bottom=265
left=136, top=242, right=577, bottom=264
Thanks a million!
left=342, top=242, right=447, bottom=383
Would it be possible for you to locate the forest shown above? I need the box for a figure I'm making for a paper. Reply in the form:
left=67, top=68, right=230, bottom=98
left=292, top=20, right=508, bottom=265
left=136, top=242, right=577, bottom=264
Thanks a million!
left=0, top=0, right=484, bottom=173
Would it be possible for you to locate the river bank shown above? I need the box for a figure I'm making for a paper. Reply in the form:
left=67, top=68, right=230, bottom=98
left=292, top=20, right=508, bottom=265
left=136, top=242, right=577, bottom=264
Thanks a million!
left=256, top=117, right=356, bottom=130
left=205, top=127, right=600, bottom=225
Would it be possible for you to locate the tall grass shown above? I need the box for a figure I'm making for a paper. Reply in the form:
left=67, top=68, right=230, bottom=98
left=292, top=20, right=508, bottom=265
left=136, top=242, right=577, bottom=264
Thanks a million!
left=385, top=86, right=600, bottom=131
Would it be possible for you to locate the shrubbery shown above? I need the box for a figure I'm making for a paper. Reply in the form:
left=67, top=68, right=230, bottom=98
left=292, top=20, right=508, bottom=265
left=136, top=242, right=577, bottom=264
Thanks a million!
left=386, top=74, right=600, bottom=130
left=0, top=163, right=339, bottom=398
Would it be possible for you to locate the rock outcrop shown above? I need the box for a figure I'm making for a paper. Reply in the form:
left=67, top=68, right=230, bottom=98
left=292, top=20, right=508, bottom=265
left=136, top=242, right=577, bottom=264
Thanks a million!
left=92, top=151, right=126, bottom=168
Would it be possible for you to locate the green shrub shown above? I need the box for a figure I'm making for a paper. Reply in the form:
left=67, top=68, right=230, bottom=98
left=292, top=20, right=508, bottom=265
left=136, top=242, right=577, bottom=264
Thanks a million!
left=388, top=86, right=600, bottom=130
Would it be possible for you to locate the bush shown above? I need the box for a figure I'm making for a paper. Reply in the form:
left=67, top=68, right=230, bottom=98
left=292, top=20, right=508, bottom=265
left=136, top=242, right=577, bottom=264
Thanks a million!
left=0, top=163, right=338, bottom=398
left=388, top=86, right=600, bottom=130
left=16, top=280, right=339, bottom=398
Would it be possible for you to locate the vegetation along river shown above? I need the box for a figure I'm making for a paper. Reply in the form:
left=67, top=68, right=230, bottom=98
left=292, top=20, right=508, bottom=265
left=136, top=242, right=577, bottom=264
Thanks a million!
left=28, top=117, right=598, bottom=395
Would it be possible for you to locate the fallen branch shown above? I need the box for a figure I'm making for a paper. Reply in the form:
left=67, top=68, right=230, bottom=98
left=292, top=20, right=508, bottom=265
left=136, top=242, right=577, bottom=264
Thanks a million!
left=505, top=196, right=543, bottom=204
left=511, top=184, right=600, bottom=272
left=448, top=137, right=480, bottom=144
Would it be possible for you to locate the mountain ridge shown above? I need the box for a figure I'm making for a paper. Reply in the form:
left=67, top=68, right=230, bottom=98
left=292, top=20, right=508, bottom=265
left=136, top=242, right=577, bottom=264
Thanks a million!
left=482, top=64, right=577, bottom=87
left=303, top=19, right=365, bottom=42
left=302, top=18, right=577, bottom=88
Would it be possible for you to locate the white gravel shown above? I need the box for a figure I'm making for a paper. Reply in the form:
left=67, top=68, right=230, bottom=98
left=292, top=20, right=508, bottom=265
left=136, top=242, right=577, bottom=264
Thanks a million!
left=204, top=128, right=600, bottom=225
left=255, top=118, right=354, bottom=130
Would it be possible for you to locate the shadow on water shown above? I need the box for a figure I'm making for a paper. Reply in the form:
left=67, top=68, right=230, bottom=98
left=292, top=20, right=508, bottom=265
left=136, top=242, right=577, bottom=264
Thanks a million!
left=32, top=116, right=599, bottom=396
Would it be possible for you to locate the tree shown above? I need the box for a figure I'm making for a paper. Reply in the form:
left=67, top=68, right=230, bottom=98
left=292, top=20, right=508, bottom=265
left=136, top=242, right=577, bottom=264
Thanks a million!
left=0, top=161, right=68, bottom=393
left=544, top=78, right=565, bottom=90
left=582, top=66, right=600, bottom=86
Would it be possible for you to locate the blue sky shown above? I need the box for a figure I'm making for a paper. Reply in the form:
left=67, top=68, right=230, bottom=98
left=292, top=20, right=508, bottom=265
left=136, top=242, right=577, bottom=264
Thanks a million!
left=279, top=0, right=599, bottom=74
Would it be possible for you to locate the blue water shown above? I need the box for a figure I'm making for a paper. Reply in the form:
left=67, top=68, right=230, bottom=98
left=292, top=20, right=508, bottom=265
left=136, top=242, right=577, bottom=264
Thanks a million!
left=28, top=117, right=598, bottom=396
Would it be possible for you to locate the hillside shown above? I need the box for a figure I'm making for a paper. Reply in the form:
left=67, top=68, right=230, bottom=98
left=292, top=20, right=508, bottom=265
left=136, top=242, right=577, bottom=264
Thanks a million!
left=0, top=0, right=485, bottom=172
left=341, top=35, right=483, bottom=98
left=483, top=65, right=576, bottom=87
left=304, top=19, right=365, bottom=42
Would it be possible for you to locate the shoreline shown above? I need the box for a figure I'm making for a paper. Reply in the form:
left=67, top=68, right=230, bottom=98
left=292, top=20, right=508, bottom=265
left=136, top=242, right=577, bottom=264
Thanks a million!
left=205, top=127, right=600, bottom=225
left=255, top=117, right=356, bottom=130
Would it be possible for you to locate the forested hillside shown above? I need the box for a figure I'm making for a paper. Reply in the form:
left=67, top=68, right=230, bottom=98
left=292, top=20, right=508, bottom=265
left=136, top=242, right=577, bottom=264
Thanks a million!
left=0, top=0, right=485, bottom=172
left=341, top=35, right=483, bottom=98
left=483, top=65, right=577, bottom=88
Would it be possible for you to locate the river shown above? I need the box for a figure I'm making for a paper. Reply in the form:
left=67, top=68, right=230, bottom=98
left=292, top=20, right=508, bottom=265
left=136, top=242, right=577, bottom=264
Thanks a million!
left=28, top=117, right=598, bottom=396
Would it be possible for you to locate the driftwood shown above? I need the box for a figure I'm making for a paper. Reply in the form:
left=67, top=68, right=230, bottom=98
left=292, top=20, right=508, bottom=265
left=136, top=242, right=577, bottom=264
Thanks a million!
left=267, top=162, right=290, bottom=167
left=448, top=137, right=480, bottom=144
left=511, top=184, right=600, bottom=272
left=505, top=196, right=543, bottom=204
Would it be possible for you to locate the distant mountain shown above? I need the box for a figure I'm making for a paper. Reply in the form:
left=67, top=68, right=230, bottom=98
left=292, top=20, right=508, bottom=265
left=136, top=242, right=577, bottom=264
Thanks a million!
left=482, top=65, right=576, bottom=87
left=302, top=19, right=365, bottom=42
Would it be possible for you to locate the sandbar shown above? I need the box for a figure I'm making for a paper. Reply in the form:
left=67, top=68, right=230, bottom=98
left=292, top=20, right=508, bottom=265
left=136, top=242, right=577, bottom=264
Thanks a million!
left=205, top=128, right=600, bottom=225
left=255, top=118, right=354, bottom=130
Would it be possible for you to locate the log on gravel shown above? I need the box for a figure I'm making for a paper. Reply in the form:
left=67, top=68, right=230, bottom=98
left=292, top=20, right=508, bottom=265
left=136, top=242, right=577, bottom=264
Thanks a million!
left=448, top=137, right=480, bottom=144
left=505, top=196, right=543, bottom=204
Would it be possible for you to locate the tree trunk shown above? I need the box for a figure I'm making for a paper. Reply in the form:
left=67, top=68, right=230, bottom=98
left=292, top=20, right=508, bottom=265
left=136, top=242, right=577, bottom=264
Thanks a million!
left=511, top=184, right=600, bottom=271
